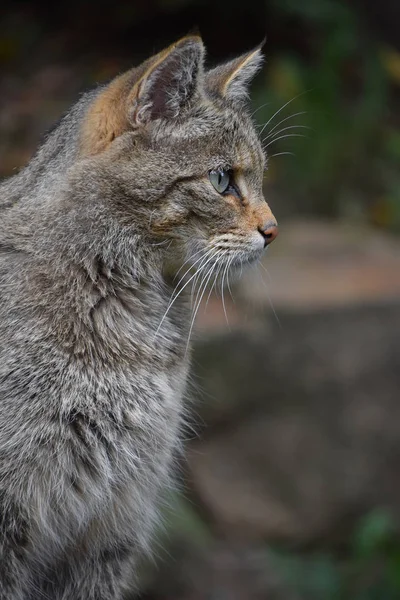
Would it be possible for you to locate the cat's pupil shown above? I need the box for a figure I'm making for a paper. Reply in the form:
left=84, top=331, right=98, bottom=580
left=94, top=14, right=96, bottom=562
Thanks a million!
left=209, top=169, right=230, bottom=194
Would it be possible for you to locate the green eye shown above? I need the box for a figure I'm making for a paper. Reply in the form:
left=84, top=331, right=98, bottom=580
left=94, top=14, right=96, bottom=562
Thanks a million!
left=209, top=169, right=230, bottom=194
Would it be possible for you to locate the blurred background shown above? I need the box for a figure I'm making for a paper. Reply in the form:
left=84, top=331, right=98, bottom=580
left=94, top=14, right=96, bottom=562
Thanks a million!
left=1, top=0, right=400, bottom=598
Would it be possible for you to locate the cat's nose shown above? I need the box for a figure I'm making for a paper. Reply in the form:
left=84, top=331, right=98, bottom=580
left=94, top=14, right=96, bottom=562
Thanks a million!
left=258, top=221, right=278, bottom=247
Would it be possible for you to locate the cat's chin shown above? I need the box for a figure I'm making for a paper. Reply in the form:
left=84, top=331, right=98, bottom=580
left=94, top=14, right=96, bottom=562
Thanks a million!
left=226, top=248, right=265, bottom=278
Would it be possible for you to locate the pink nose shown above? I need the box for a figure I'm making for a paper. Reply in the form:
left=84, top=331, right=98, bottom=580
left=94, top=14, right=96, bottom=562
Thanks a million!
left=258, top=222, right=278, bottom=247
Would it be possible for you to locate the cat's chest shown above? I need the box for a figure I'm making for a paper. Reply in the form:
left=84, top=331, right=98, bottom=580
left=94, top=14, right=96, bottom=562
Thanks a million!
left=101, top=354, right=187, bottom=448
left=72, top=291, right=191, bottom=486
left=78, top=363, right=188, bottom=543
left=109, top=368, right=184, bottom=489
left=90, top=358, right=188, bottom=428
left=90, top=287, right=190, bottom=369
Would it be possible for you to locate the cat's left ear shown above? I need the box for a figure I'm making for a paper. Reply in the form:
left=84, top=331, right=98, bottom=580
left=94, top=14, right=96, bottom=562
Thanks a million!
left=130, top=35, right=205, bottom=125
left=80, top=35, right=205, bottom=156
left=206, top=45, right=264, bottom=104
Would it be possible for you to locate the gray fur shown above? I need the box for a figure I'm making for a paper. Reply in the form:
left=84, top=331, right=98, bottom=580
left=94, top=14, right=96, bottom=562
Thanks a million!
left=0, top=36, right=275, bottom=599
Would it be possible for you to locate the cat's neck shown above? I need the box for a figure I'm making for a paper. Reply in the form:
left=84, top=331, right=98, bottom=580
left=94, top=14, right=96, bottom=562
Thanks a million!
left=32, top=240, right=191, bottom=366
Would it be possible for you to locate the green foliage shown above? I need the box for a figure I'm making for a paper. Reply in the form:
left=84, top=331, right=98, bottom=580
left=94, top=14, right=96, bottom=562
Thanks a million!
left=154, top=492, right=400, bottom=599
left=271, top=509, right=400, bottom=599
left=270, top=551, right=342, bottom=599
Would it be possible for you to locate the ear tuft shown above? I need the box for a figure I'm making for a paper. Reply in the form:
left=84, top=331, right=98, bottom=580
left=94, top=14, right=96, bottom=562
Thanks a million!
left=206, top=45, right=264, bottom=104
left=130, top=36, right=205, bottom=126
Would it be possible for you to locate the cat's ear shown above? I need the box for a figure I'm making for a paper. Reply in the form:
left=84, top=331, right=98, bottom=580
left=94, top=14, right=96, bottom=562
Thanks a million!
left=206, top=46, right=264, bottom=104
left=129, top=35, right=205, bottom=125
left=80, top=36, right=204, bottom=155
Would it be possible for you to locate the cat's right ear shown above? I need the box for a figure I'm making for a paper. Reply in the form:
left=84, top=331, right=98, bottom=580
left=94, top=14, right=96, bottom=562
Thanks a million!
left=206, top=45, right=264, bottom=105
left=81, top=36, right=204, bottom=155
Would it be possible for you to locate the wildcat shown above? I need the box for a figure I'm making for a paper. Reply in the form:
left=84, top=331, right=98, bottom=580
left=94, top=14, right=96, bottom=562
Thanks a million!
left=0, top=35, right=278, bottom=599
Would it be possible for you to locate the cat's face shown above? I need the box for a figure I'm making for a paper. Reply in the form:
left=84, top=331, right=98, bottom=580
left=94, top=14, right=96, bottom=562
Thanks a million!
left=147, top=106, right=277, bottom=275
left=79, top=36, right=277, bottom=276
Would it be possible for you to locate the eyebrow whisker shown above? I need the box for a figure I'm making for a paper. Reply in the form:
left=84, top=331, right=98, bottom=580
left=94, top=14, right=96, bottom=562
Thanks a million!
left=258, top=90, right=312, bottom=137
left=263, top=133, right=307, bottom=149
left=261, top=110, right=308, bottom=136
left=263, top=124, right=311, bottom=141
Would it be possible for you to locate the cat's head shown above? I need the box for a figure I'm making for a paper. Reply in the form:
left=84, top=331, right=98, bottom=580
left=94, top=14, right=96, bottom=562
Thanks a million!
left=77, top=35, right=277, bottom=275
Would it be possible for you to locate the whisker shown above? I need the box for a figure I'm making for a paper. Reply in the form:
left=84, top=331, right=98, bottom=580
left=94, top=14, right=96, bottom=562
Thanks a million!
left=259, top=90, right=312, bottom=137
left=221, top=276, right=229, bottom=330
left=264, top=110, right=308, bottom=137
left=205, top=265, right=220, bottom=310
left=264, top=133, right=307, bottom=149
left=258, top=261, right=272, bottom=283
left=220, top=257, right=232, bottom=330
left=173, top=247, right=209, bottom=282
left=211, top=258, right=226, bottom=307
left=150, top=239, right=172, bottom=248
left=258, top=261, right=282, bottom=329
left=204, top=251, right=230, bottom=312
left=251, top=101, right=271, bottom=118
left=263, top=124, right=311, bottom=141
left=191, top=252, right=214, bottom=308
left=226, top=255, right=235, bottom=303
left=191, top=257, right=214, bottom=311
left=195, top=265, right=216, bottom=315
left=154, top=250, right=216, bottom=338
left=185, top=254, right=225, bottom=353
left=173, top=249, right=213, bottom=292
left=269, top=151, right=296, bottom=158
left=171, top=250, right=214, bottom=312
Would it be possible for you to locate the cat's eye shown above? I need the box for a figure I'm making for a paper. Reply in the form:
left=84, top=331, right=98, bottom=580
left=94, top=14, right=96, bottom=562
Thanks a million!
left=209, top=169, right=230, bottom=194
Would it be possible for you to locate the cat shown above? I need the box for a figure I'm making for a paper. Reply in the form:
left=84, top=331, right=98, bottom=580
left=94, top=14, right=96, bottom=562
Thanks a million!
left=0, top=35, right=278, bottom=599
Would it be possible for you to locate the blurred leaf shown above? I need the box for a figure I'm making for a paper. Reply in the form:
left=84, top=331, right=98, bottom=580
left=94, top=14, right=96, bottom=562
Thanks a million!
left=353, top=510, right=395, bottom=559
left=385, top=131, right=400, bottom=162
left=271, top=550, right=342, bottom=599
left=381, top=48, right=400, bottom=85
left=268, top=56, right=304, bottom=99
left=387, top=548, right=400, bottom=590
left=161, top=493, right=213, bottom=548
left=369, top=197, right=396, bottom=228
